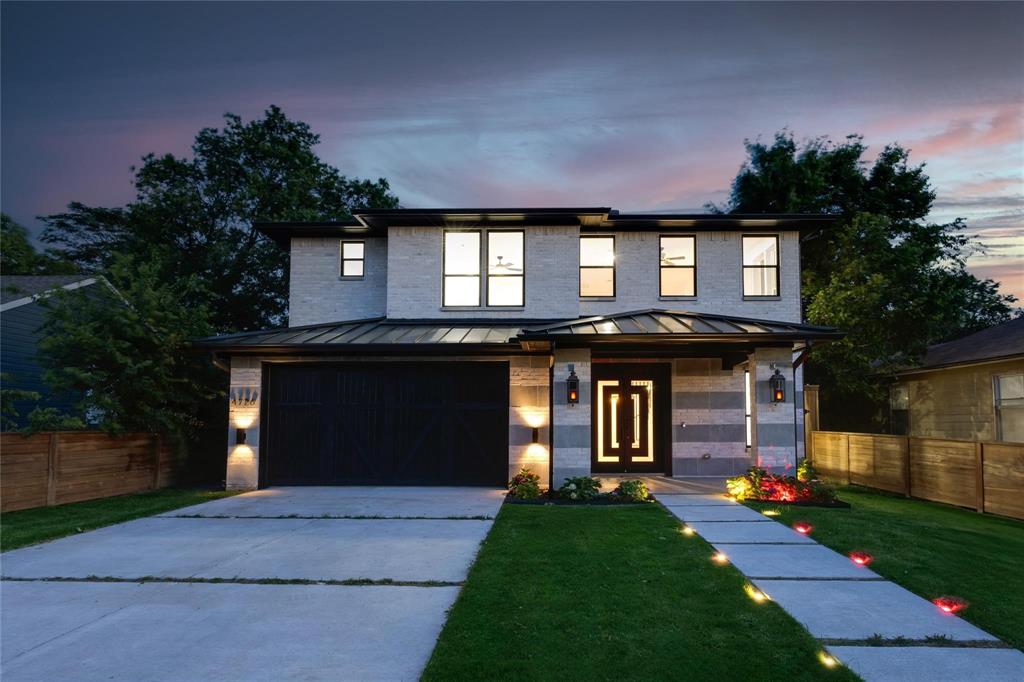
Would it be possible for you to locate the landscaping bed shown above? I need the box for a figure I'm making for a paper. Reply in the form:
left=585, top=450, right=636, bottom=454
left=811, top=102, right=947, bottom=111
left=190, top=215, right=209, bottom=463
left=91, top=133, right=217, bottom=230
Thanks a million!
left=504, top=492, right=658, bottom=506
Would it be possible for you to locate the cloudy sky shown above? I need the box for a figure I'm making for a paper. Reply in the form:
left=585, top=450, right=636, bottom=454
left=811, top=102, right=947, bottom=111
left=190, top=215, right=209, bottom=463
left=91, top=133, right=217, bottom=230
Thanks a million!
left=2, top=1, right=1021, bottom=300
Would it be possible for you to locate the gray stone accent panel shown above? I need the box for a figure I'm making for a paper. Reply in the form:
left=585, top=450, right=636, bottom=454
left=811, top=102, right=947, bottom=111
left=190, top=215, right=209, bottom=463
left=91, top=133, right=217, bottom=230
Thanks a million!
left=226, top=356, right=262, bottom=491
left=551, top=349, right=591, bottom=487
left=671, top=358, right=749, bottom=474
left=750, top=347, right=799, bottom=472
left=507, top=355, right=551, bottom=484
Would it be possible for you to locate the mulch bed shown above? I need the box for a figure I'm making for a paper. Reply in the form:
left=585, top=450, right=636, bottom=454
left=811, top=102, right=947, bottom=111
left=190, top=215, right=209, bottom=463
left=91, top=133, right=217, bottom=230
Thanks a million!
left=504, top=492, right=658, bottom=506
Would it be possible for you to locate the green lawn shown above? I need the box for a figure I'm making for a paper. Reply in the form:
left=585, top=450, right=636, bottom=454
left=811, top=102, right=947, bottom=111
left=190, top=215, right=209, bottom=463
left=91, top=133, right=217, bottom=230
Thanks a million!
left=424, top=503, right=859, bottom=681
left=1, top=488, right=237, bottom=552
left=746, top=486, right=1024, bottom=651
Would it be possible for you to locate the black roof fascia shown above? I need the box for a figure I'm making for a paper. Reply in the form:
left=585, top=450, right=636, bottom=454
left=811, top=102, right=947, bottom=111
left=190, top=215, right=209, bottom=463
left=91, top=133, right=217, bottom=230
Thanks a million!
left=591, top=213, right=836, bottom=232
left=255, top=221, right=376, bottom=247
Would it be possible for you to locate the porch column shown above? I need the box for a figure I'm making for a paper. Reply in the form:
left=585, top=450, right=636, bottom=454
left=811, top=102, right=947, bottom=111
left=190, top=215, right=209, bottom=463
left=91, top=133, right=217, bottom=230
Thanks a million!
left=750, top=347, right=798, bottom=474
left=508, top=356, right=552, bottom=485
left=551, top=348, right=591, bottom=489
left=226, top=356, right=261, bottom=490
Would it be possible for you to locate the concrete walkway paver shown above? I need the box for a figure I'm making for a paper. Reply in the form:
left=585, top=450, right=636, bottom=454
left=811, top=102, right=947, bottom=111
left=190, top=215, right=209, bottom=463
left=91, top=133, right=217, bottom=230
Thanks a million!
left=1, top=486, right=505, bottom=682
left=659, top=480, right=1024, bottom=681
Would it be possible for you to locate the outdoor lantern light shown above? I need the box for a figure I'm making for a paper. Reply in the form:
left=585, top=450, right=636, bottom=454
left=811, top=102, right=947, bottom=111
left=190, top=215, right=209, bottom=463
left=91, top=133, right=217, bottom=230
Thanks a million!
left=235, top=428, right=247, bottom=446
left=566, top=364, right=580, bottom=405
left=769, top=367, right=786, bottom=403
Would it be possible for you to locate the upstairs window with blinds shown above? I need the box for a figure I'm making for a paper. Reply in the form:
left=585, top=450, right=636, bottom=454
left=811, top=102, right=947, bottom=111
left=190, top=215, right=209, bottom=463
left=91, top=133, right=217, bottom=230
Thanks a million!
left=580, top=236, right=615, bottom=297
left=660, top=236, right=696, bottom=296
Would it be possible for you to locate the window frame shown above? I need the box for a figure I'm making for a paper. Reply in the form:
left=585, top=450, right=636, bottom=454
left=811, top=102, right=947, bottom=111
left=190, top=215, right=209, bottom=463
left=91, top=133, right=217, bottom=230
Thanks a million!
left=486, top=229, right=525, bottom=307
left=993, top=372, right=1024, bottom=442
left=659, top=234, right=697, bottom=298
left=741, top=234, right=781, bottom=298
left=339, top=240, right=366, bottom=279
left=441, top=228, right=526, bottom=308
left=579, top=234, right=616, bottom=299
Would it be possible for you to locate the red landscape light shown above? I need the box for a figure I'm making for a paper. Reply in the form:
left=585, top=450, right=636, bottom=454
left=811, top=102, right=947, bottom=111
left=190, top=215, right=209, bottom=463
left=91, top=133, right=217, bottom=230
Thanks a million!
left=933, top=596, right=968, bottom=615
left=793, top=522, right=813, bottom=535
left=849, top=551, right=873, bottom=566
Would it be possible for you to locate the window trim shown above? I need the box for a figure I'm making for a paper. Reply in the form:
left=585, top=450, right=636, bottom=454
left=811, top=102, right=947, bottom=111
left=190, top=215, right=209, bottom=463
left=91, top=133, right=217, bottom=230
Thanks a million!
left=993, top=372, right=1024, bottom=442
left=658, top=234, right=697, bottom=298
left=340, top=240, right=365, bottom=279
left=442, top=228, right=526, bottom=308
left=741, top=234, right=781, bottom=298
left=579, top=234, right=616, bottom=299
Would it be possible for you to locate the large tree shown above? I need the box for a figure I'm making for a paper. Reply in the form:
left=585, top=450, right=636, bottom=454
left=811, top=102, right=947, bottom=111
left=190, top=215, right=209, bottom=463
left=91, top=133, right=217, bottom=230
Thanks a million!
left=1, top=213, right=77, bottom=276
left=41, top=105, right=399, bottom=331
left=713, top=132, right=1017, bottom=429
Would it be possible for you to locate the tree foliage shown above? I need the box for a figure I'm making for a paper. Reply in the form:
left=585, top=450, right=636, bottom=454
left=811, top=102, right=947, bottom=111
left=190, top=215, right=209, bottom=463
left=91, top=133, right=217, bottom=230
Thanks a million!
left=714, top=131, right=1017, bottom=429
left=38, top=255, right=218, bottom=435
left=1, top=214, right=77, bottom=276
left=41, top=105, right=399, bottom=332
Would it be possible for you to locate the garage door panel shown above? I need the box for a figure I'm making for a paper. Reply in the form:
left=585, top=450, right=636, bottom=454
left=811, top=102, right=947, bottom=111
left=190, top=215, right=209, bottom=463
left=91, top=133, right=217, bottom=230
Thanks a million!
left=266, top=362, right=508, bottom=486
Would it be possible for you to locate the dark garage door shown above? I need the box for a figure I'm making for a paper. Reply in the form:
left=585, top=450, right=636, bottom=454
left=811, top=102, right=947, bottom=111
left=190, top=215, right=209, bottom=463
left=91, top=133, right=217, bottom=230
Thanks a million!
left=264, top=362, right=509, bottom=486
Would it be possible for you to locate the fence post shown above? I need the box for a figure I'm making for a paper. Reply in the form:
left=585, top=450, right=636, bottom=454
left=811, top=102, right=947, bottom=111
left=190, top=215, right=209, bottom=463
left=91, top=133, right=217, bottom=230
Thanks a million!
left=151, top=434, right=162, bottom=490
left=843, top=433, right=851, bottom=485
left=903, top=436, right=912, bottom=498
left=46, top=433, right=60, bottom=506
left=975, top=441, right=985, bottom=513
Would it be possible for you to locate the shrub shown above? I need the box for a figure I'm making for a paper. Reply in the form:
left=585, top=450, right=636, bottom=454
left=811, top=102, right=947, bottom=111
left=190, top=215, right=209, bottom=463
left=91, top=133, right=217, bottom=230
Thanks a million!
left=613, top=479, right=651, bottom=502
left=508, top=468, right=542, bottom=500
left=558, top=476, right=602, bottom=501
left=726, top=466, right=837, bottom=504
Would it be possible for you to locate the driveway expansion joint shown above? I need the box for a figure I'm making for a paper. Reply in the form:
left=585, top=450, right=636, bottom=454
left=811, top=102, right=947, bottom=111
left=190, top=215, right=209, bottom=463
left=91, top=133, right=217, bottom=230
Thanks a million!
left=1, top=575, right=465, bottom=588
left=167, top=514, right=495, bottom=520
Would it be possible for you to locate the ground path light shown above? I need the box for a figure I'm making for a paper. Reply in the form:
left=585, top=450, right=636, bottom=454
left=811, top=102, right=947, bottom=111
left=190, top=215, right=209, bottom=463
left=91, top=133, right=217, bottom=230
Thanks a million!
left=793, top=521, right=813, bottom=535
left=681, top=525, right=695, bottom=536
left=711, top=551, right=729, bottom=564
left=818, top=652, right=839, bottom=668
left=849, top=551, right=873, bottom=566
left=744, top=584, right=770, bottom=603
left=933, top=596, right=968, bottom=615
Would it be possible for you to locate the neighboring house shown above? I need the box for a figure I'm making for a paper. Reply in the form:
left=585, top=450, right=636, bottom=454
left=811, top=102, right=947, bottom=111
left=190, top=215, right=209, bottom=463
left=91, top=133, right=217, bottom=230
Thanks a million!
left=888, top=316, right=1024, bottom=443
left=0, top=275, right=105, bottom=428
left=195, top=208, right=842, bottom=490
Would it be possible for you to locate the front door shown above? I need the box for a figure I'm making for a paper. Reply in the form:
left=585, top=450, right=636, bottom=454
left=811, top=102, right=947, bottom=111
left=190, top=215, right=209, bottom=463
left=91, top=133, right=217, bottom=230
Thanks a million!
left=592, top=363, right=669, bottom=474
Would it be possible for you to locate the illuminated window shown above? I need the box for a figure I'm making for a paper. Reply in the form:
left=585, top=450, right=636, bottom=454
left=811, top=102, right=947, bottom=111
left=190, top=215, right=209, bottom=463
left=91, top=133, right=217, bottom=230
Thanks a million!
left=660, top=236, right=696, bottom=296
left=994, top=373, right=1024, bottom=442
left=443, top=231, right=480, bottom=306
left=742, top=235, right=779, bottom=296
left=340, top=241, right=365, bottom=278
left=444, top=230, right=525, bottom=307
left=487, top=231, right=524, bottom=306
left=744, top=369, right=752, bottom=448
left=580, top=236, right=615, bottom=297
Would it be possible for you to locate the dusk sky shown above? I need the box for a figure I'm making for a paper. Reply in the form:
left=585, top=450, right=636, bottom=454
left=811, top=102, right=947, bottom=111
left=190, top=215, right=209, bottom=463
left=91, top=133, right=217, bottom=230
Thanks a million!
left=2, top=1, right=1021, bottom=300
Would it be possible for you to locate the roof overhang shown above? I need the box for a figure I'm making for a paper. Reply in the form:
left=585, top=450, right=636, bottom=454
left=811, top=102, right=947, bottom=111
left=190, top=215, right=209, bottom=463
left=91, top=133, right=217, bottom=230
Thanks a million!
left=254, top=208, right=838, bottom=249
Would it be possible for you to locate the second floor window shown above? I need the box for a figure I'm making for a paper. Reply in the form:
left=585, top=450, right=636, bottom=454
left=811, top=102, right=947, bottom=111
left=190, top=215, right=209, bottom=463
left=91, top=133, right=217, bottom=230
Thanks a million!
left=742, top=235, right=780, bottom=297
left=340, top=241, right=365, bottom=278
left=660, top=236, right=696, bottom=296
left=580, top=236, right=615, bottom=297
left=443, top=230, right=524, bottom=307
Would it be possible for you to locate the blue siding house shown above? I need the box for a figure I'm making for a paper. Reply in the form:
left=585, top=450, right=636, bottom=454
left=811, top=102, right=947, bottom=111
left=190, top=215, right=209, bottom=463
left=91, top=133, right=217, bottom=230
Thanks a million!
left=1, top=275, right=107, bottom=429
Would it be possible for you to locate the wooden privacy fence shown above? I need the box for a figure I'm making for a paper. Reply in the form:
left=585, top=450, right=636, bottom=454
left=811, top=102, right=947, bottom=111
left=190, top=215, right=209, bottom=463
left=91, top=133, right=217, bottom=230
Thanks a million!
left=1, top=431, right=186, bottom=513
left=809, top=431, right=1024, bottom=520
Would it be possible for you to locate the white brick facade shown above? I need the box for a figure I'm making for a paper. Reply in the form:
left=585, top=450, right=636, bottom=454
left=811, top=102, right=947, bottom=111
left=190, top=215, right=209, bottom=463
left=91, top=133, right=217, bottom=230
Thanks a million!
left=288, top=237, right=387, bottom=327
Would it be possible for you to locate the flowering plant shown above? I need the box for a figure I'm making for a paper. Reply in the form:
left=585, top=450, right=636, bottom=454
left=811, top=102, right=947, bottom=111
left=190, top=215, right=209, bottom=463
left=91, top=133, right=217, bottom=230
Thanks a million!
left=726, top=464, right=836, bottom=504
left=558, top=476, right=602, bottom=501
left=508, top=468, right=542, bottom=500
left=613, top=479, right=651, bottom=502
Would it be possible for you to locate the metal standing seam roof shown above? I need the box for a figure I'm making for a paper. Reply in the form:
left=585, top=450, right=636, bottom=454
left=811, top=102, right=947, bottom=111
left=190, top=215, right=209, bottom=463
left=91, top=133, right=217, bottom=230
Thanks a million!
left=193, top=310, right=842, bottom=351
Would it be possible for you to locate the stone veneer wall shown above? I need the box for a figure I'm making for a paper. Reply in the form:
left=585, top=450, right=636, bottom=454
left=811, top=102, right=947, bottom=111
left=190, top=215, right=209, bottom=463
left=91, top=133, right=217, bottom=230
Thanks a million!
left=223, top=354, right=547, bottom=491
left=550, top=348, right=591, bottom=488
left=750, top=347, right=799, bottom=473
left=671, top=358, right=750, bottom=476
left=508, top=356, right=552, bottom=484
left=226, top=356, right=262, bottom=490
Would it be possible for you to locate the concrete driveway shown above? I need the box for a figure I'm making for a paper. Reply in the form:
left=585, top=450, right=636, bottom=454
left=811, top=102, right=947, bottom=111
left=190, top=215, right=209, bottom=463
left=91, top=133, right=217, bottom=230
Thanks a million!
left=1, top=487, right=505, bottom=681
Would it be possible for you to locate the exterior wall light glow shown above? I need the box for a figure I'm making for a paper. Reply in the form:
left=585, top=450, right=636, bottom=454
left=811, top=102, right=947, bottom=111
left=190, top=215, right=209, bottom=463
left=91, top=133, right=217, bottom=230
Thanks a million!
left=566, top=364, right=580, bottom=405
left=769, top=367, right=786, bottom=403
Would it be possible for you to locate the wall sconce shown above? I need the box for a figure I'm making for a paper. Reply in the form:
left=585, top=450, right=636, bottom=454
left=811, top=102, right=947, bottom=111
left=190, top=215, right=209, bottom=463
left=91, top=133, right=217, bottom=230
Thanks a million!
left=235, top=428, right=247, bottom=445
left=532, top=427, right=540, bottom=444
left=769, top=367, right=786, bottom=403
left=566, top=364, right=579, bottom=405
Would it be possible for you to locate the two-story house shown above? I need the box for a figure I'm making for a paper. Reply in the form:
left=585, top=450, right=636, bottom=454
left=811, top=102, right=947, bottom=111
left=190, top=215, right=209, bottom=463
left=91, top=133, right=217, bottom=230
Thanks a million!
left=196, top=208, right=840, bottom=490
